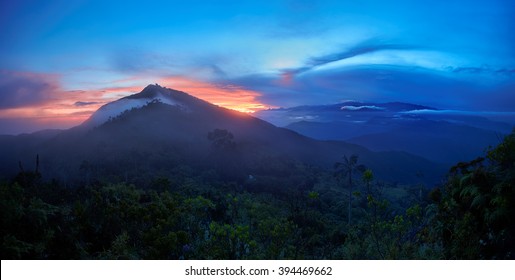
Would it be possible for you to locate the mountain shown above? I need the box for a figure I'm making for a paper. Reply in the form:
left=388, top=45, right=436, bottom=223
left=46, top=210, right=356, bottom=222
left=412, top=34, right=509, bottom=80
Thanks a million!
left=81, top=84, right=189, bottom=128
left=255, top=102, right=514, bottom=166
left=254, top=101, right=436, bottom=127
left=0, top=85, right=445, bottom=185
left=346, top=120, right=503, bottom=164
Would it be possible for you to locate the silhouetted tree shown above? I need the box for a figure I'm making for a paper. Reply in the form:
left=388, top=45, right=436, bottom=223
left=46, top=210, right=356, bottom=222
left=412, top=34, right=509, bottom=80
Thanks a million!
left=207, top=129, right=236, bottom=151
left=334, top=154, right=365, bottom=225
left=15, top=155, right=42, bottom=189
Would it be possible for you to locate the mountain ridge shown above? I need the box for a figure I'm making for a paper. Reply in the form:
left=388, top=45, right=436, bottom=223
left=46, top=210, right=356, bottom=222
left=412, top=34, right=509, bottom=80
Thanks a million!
left=0, top=84, right=445, bottom=185
left=255, top=99, right=513, bottom=166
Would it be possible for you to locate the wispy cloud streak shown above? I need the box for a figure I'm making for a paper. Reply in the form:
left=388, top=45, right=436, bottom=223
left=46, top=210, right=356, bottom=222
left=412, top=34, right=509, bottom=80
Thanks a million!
left=283, top=39, right=418, bottom=77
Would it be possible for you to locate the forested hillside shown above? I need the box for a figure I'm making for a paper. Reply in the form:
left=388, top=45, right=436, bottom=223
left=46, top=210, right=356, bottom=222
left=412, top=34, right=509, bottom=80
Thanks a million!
left=2, top=129, right=513, bottom=259
left=0, top=85, right=445, bottom=186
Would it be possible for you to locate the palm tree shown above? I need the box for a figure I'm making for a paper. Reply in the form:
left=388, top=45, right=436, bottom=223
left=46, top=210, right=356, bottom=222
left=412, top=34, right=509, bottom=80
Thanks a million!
left=334, top=154, right=366, bottom=225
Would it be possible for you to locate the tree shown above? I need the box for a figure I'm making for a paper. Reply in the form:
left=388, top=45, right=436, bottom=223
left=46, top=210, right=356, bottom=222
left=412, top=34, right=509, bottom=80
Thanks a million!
left=362, top=169, right=374, bottom=196
left=432, top=129, right=515, bottom=259
left=334, top=155, right=365, bottom=225
left=207, top=129, right=236, bottom=151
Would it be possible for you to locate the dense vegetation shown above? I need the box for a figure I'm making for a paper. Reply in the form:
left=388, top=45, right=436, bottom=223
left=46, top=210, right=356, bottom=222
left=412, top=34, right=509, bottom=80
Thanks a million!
left=1, top=130, right=514, bottom=259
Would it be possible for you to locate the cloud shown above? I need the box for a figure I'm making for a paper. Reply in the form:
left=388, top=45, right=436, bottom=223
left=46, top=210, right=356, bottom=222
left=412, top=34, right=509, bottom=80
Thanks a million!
left=224, top=64, right=515, bottom=111
left=0, top=70, right=60, bottom=109
left=225, top=38, right=515, bottom=111
left=208, top=64, right=227, bottom=78
left=74, top=101, right=100, bottom=107
left=214, top=38, right=509, bottom=111
left=283, top=39, right=418, bottom=76
left=157, top=76, right=271, bottom=113
left=341, top=105, right=385, bottom=111
left=0, top=71, right=155, bottom=133
left=108, top=49, right=229, bottom=80
left=109, top=49, right=178, bottom=74
left=308, top=40, right=416, bottom=68
left=481, top=83, right=515, bottom=111
left=449, top=66, right=515, bottom=76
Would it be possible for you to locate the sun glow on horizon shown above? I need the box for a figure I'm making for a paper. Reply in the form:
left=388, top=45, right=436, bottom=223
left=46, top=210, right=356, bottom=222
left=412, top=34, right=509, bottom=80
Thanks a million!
left=0, top=71, right=274, bottom=134
left=158, top=76, right=272, bottom=113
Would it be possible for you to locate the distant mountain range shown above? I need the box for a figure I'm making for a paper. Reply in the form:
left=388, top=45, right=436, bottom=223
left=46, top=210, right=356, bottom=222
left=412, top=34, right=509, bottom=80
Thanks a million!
left=0, top=84, right=444, bottom=186
left=255, top=101, right=436, bottom=126
left=255, top=102, right=514, bottom=165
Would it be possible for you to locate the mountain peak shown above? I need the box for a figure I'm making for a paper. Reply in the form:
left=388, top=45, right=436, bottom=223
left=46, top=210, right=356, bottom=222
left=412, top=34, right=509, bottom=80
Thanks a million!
left=137, top=83, right=164, bottom=98
left=128, top=84, right=178, bottom=100
left=81, top=84, right=191, bottom=128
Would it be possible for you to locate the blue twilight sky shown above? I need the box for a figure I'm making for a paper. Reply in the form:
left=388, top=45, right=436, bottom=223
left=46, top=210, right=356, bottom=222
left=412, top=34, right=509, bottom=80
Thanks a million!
left=0, top=0, right=514, bottom=133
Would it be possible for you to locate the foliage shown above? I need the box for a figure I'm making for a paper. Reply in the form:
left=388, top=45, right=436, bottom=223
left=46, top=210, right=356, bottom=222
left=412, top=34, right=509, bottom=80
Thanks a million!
left=207, top=129, right=236, bottom=151
left=1, top=130, right=514, bottom=259
left=431, top=129, right=515, bottom=259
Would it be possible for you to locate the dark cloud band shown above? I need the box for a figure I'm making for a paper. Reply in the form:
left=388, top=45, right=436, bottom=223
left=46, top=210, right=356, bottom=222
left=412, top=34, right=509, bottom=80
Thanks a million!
left=0, top=71, right=59, bottom=109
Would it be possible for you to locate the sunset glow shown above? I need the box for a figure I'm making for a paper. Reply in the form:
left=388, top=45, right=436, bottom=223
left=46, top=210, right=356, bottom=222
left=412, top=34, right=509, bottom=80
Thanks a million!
left=159, top=76, right=271, bottom=113
left=0, top=72, right=272, bottom=134
left=1, top=0, right=514, bottom=134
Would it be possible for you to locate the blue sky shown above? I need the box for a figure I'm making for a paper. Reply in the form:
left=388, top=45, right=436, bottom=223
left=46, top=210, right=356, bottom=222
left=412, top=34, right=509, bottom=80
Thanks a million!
left=0, top=0, right=514, bottom=133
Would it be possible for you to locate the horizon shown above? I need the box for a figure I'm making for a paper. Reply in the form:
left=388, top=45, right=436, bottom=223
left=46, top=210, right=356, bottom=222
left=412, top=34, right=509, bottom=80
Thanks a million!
left=2, top=82, right=515, bottom=135
left=1, top=0, right=515, bottom=134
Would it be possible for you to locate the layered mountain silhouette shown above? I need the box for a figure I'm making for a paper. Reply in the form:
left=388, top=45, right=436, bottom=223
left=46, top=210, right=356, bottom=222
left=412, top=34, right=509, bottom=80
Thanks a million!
left=256, top=102, right=512, bottom=165
left=0, top=84, right=445, bottom=185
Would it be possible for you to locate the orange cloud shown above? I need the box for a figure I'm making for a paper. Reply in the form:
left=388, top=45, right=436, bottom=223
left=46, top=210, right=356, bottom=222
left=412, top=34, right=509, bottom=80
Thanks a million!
left=0, top=71, right=273, bottom=134
left=158, top=76, right=272, bottom=113
left=0, top=71, right=138, bottom=131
